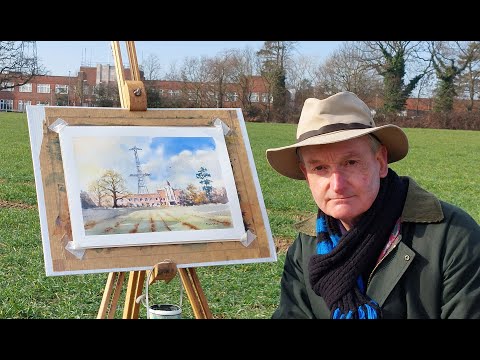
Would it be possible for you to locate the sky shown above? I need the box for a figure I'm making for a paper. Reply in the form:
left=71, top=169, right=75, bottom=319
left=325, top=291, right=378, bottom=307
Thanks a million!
left=36, top=41, right=343, bottom=77
left=68, top=126, right=227, bottom=193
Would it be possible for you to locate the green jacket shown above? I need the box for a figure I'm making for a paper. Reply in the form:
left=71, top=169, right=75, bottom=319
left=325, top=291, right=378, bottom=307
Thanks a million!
left=272, top=177, right=480, bottom=319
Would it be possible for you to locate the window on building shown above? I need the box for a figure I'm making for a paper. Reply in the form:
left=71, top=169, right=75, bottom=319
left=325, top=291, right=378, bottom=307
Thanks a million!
left=1, top=82, right=14, bottom=91
left=168, top=89, right=181, bottom=97
left=0, top=99, right=13, bottom=111
left=187, top=91, right=196, bottom=101
left=55, top=84, right=69, bottom=94
left=250, top=92, right=259, bottom=102
left=225, top=92, right=238, bottom=102
left=19, top=83, right=32, bottom=93
left=37, top=84, right=51, bottom=94
left=261, top=93, right=270, bottom=103
left=18, top=100, right=32, bottom=112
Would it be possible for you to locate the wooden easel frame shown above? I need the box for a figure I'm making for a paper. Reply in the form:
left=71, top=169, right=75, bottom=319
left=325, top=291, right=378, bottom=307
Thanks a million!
left=96, top=41, right=212, bottom=319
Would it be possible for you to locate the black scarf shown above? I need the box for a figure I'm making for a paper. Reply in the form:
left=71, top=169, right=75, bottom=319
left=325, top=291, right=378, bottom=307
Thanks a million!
left=308, top=168, right=408, bottom=319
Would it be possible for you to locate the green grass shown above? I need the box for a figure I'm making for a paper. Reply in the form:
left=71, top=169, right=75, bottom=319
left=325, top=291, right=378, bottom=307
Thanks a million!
left=0, top=113, right=478, bottom=319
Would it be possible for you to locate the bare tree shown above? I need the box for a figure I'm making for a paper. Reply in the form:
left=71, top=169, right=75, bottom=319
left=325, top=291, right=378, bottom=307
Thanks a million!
left=0, top=41, right=45, bottom=90
left=207, top=52, right=238, bottom=108
left=140, top=53, right=162, bottom=80
left=257, top=41, right=297, bottom=122
left=88, top=179, right=108, bottom=207
left=164, top=60, right=181, bottom=81
left=411, top=69, right=436, bottom=116
left=456, top=41, right=480, bottom=111
left=314, top=41, right=383, bottom=102
left=179, top=56, right=216, bottom=107
left=285, top=55, right=317, bottom=117
left=225, top=47, right=266, bottom=120
left=98, top=169, right=130, bottom=208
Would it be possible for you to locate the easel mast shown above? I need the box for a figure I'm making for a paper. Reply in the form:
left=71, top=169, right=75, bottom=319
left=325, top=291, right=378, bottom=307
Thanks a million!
left=96, top=41, right=212, bottom=319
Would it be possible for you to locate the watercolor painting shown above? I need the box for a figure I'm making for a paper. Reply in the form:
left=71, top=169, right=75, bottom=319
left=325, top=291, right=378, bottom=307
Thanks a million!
left=58, top=125, right=245, bottom=249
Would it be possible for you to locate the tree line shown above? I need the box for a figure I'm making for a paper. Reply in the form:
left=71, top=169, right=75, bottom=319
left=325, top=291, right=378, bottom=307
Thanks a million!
left=2, top=41, right=480, bottom=124
left=83, top=166, right=222, bottom=209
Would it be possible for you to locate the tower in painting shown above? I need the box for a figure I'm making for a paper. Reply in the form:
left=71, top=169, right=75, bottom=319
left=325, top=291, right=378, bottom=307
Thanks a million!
left=129, top=146, right=150, bottom=194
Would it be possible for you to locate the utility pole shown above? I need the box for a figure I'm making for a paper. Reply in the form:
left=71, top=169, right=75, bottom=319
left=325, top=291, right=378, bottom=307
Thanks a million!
left=129, top=146, right=150, bottom=194
left=68, top=71, right=71, bottom=106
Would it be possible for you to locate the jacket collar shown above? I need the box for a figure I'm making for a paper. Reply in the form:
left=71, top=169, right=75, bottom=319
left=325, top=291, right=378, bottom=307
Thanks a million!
left=294, top=176, right=444, bottom=237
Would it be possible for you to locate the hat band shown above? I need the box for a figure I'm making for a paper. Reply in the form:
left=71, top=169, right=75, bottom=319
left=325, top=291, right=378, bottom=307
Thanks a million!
left=297, top=122, right=373, bottom=142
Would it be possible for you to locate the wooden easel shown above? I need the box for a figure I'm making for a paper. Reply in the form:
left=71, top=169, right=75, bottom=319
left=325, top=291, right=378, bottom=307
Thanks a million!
left=96, top=41, right=213, bottom=319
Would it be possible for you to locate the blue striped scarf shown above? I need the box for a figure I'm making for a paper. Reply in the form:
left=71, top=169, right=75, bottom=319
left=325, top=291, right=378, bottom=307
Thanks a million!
left=308, top=169, right=408, bottom=319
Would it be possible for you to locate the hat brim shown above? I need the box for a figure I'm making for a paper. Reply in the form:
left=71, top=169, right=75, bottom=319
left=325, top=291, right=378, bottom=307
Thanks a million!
left=266, top=125, right=409, bottom=180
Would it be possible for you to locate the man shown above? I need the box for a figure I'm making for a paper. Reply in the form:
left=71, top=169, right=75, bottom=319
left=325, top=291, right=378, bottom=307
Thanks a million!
left=266, top=91, right=480, bottom=319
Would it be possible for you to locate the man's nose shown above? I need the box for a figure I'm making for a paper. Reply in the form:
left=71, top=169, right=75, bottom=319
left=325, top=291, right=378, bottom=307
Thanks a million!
left=330, top=169, right=347, bottom=191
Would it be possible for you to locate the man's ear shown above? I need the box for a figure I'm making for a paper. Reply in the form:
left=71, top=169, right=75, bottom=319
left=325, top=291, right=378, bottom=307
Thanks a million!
left=378, top=145, right=389, bottom=178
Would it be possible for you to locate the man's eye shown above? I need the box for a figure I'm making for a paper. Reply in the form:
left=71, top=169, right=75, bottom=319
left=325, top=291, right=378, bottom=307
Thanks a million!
left=346, top=160, right=357, bottom=166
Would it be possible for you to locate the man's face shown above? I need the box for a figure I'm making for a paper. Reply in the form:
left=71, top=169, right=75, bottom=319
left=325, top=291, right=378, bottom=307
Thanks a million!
left=298, top=135, right=388, bottom=230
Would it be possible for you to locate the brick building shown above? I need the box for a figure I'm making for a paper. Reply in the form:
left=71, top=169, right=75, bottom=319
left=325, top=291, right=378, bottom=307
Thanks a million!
left=144, top=75, right=272, bottom=109
left=0, top=64, right=138, bottom=111
left=0, top=64, right=273, bottom=112
left=2, top=63, right=477, bottom=115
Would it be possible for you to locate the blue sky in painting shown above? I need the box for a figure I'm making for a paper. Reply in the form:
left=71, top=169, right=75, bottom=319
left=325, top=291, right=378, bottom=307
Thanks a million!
left=149, top=137, right=216, bottom=158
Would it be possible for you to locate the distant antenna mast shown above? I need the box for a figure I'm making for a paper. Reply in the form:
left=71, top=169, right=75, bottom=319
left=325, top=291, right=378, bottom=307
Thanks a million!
left=129, top=146, right=150, bottom=194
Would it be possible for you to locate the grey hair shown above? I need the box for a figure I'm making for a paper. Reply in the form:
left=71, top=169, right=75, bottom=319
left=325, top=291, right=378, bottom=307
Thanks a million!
left=367, top=133, right=382, bottom=152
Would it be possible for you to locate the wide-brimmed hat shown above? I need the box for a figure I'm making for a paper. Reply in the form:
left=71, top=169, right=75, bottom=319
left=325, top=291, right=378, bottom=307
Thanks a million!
left=266, top=91, right=409, bottom=180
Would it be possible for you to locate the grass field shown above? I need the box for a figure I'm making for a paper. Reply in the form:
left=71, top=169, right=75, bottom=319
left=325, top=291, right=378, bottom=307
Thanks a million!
left=0, top=112, right=478, bottom=319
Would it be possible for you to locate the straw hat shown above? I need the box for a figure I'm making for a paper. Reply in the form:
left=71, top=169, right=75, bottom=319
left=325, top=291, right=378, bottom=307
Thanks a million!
left=266, top=91, right=409, bottom=180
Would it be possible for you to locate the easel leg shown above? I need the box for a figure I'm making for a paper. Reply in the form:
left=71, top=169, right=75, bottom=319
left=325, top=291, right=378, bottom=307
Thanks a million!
left=97, top=271, right=125, bottom=319
left=178, top=267, right=213, bottom=319
left=98, top=267, right=213, bottom=319
left=97, top=42, right=214, bottom=320
left=122, top=270, right=146, bottom=319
